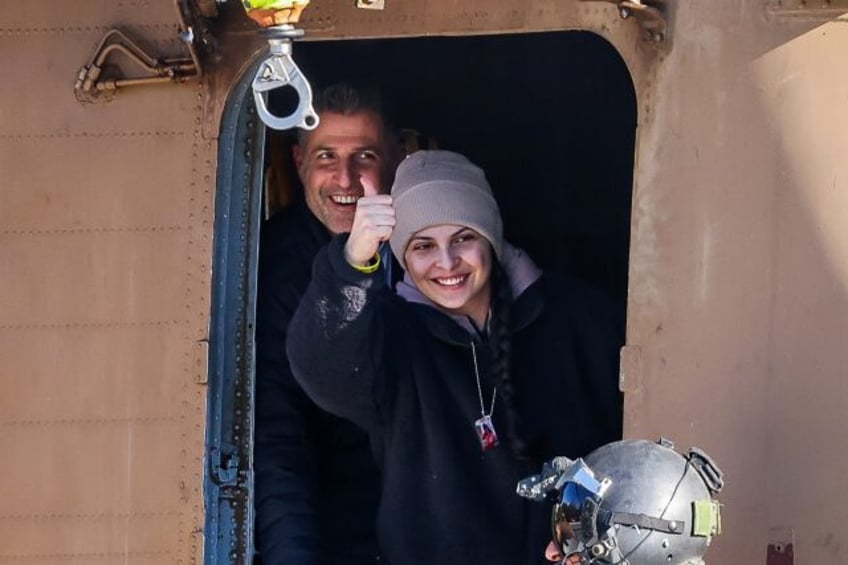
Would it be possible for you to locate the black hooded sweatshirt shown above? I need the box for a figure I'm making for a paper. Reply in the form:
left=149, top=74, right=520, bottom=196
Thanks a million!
left=287, top=236, right=622, bottom=565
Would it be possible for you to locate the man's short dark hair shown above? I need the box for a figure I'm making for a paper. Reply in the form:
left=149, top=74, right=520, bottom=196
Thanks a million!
left=297, top=83, right=396, bottom=147
left=315, top=82, right=385, bottom=116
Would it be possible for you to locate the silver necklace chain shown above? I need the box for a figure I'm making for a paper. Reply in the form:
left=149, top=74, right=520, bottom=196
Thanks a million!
left=470, top=341, right=497, bottom=418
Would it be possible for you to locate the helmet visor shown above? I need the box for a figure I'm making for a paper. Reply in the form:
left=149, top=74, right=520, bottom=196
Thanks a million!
left=551, top=482, right=594, bottom=545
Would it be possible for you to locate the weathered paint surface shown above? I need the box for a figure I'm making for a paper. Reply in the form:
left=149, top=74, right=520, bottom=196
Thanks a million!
left=2, top=0, right=847, bottom=563
left=754, top=17, right=848, bottom=563
left=0, top=1, right=213, bottom=562
left=625, top=4, right=848, bottom=564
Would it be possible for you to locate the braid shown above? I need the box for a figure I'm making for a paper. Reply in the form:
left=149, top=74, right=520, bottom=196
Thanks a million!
left=489, top=260, right=527, bottom=460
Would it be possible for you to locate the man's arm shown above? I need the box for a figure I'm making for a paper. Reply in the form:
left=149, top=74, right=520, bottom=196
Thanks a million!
left=254, top=276, right=321, bottom=565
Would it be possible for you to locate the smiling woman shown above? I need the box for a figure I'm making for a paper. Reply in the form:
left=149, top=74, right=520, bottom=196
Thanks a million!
left=404, top=226, right=493, bottom=327
left=285, top=150, right=624, bottom=565
left=384, top=152, right=503, bottom=329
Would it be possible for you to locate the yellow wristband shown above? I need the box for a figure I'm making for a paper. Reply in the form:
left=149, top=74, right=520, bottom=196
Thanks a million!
left=350, top=252, right=381, bottom=274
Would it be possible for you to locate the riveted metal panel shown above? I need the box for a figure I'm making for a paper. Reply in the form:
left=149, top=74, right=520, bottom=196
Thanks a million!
left=4, top=1, right=847, bottom=564
left=621, top=3, right=848, bottom=564
left=1, top=136, right=195, bottom=230
left=0, top=27, right=194, bottom=136
left=0, top=2, right=213, bottom=564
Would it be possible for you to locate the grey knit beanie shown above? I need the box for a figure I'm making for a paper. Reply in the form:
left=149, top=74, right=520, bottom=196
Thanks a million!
left=389, top=150, right=503, bottom=269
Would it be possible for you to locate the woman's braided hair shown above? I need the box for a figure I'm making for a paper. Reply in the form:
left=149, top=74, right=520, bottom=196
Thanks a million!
left=488, top=259, right=527, bottom=460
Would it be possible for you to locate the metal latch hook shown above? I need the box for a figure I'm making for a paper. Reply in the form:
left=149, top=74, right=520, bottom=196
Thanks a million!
left=251, top=28, right=319, bottom=131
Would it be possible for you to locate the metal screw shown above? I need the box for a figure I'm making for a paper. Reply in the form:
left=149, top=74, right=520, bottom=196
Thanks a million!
left=591, top=544, right=606, bottom=557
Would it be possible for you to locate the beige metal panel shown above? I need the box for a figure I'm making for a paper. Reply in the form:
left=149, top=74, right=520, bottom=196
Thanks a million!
left=0, top=0, right=179, bottom=29
left=0, top=32, right=198, bottom=135
left=0, top=232, right=190, bottom=324
left=300, top=0, right=630, bottom=38
left=1, top=1, right=212, bottom=563
left=2, top=424, right=184, bottom=563
left=625, top=1, right=848, bottom=563
left=3, top=421, right=182, bottom=515
left=1, top=511, right=179, bottom=564
left=625, top=5, right=778, bottom=560
left=0, top=326, right=186, bottom=420
left=754, top=21, right=848, bottom=562
left=1, top=135, right=196, bottom=230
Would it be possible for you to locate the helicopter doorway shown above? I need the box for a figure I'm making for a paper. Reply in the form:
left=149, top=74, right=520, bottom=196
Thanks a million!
left=256, top=30, right=638, bottom=563
left=271, top=31, right=636, bottom=300
left=207, top=29, right=637, bottom=563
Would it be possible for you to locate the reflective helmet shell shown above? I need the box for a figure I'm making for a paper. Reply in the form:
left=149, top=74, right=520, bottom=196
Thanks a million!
left=583, top=439, right=718, bottom=565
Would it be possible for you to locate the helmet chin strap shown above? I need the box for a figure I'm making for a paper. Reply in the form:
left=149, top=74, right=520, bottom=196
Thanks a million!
left=576, top=502, right=687, bottom=563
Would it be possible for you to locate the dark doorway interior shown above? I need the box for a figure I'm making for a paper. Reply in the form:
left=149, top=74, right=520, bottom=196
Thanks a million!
left=252, top=30, right=635, bottom=563
left=269, top=30, right=636, bottom=302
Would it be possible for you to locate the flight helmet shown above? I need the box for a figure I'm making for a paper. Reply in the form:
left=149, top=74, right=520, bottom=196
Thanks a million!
left=517, top=438, right=724, bottom=565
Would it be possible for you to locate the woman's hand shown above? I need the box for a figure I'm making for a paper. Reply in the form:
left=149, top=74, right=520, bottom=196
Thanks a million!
left=344, top=193, right=395, bottom=268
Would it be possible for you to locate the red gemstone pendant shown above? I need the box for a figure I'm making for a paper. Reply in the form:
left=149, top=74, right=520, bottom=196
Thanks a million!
left=474, top=415, right=499, bottom=451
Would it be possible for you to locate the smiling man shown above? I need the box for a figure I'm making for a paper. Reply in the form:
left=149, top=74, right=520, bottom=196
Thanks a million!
left=294, top=109, right=390, bottom=235
left=254, top=83, right=398, bottom=565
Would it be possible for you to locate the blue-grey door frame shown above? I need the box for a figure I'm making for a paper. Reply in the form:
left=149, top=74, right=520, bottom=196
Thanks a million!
left=204, top=59, right=265, bottom=564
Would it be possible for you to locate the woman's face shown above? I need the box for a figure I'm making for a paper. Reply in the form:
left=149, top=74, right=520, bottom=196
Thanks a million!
left=403, top=224, right=493, bottom=327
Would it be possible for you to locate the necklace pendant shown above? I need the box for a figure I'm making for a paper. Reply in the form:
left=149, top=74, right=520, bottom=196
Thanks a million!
left=474, top=415, right=499, bottom=451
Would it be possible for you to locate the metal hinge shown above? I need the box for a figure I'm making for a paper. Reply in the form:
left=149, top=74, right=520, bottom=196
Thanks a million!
left=209, top=442, right=240, bottom=486
left=194, top=338, right=210, bottom=384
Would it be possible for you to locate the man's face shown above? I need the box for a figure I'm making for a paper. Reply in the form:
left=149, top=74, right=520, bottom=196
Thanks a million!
left=294, top=111, right=388, bottom=235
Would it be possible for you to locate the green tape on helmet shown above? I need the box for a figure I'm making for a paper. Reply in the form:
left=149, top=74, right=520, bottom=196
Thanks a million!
left=692, top=499, right=721, bottom=537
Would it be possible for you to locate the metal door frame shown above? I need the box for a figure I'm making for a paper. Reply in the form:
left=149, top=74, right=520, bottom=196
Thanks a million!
left=204, top=57, right=265, bottom=564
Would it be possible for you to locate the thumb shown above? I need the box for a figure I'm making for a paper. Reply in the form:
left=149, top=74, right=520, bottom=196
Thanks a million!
left=361, top=176, right=381, bottom=197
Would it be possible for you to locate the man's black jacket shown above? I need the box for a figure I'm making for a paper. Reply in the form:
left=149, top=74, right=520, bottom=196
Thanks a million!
left=253, top=202, right=382, bottom=565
